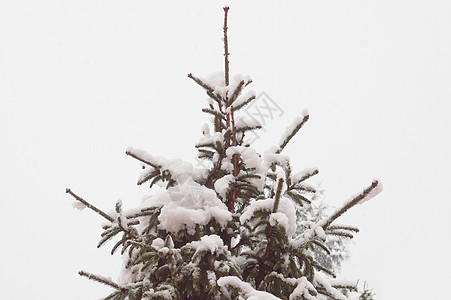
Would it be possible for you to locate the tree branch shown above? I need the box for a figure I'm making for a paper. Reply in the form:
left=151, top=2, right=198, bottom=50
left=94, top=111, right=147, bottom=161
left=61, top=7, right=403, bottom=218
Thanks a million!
left=277, top=114, right=309, bottom=154
left=187, top=73, right=215, bottom=94
left=126, top=240, right=157, bottom=252
left=125, top=149, right=159, bottom=169
left=79, top=270, right=126, bottom=291
left=321, top=180, right=382, bottom=229
left=66, top=188, right=113, bottom=222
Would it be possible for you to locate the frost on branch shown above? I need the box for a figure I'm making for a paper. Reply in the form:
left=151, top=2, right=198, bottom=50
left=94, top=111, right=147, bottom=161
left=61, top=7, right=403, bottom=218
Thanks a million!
left=66, top=6, right=382, bottom=300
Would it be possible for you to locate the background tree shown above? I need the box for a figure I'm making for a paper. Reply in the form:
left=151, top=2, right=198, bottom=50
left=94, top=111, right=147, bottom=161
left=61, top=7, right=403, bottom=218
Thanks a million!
left=67, top=7, right=382, bottom=300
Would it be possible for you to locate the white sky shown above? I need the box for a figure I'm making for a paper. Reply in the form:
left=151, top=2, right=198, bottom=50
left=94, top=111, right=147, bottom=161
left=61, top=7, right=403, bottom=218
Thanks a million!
left=1, top=1, right=450, bottom=299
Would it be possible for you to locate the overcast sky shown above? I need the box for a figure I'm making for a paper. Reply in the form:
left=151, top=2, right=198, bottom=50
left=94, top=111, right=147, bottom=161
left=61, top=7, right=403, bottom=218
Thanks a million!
left=1, top=1, right=450, bottom=299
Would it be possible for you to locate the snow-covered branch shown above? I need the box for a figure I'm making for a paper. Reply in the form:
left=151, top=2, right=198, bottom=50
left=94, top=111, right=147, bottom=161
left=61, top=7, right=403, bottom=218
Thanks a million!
left=321, top=180, right=383, bottom=229
left=277, top=111, right=309, bottom=153
left=66, top=188, right=113, bottom=222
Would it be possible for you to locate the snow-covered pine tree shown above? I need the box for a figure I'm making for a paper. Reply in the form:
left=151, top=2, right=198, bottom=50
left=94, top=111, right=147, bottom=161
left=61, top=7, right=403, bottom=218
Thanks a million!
left=67, top=7, right=382, bottom=300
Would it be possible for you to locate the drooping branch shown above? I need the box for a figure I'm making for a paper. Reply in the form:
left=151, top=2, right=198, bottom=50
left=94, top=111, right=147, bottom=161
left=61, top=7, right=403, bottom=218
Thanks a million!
left=66, top=188, right=113, bottom=222
left=223, top=6, right=230, bottom=86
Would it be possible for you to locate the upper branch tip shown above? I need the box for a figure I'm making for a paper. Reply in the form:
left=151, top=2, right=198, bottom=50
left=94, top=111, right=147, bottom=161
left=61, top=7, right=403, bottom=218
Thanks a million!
left=65, top=188, right=71, bottom=193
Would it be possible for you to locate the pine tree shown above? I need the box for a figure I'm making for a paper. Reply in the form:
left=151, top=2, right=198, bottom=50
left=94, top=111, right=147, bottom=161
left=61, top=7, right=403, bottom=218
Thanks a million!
left=67, top=7, right=382, bottom=300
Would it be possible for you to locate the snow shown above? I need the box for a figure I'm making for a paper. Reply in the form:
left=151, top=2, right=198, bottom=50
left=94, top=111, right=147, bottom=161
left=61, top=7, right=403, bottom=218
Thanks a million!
left=290, top=222, right=325, bottom=249
left=263, top=147, right=290, bottom=169
left=204, top=71, right=226, bottom=90
left=269, top=212, right=289, bottom=229
left=202, top=72, right=252, bottom=98
left=254, top=273, right=318, bottom=300
left=292, top=168, right=319, bottom=183
left=72, top=201, right=87, bottom=211
left=314, top=273, right=348, bottom=300
left=218, top=146, right=265, bottom=190
left=240, top=196, right=297, bottom=237
left=151, top=238, right=165, bottom=250
left=233, top=74, right=252, bottom=84
left=220, top=159, right=235, bottom=173
left=207, top=270, right=217, bottom=286
left=190, top=234, right=227, bottom=254
left=227, top=74, right=252, bottom=96
left=234, top=89, right=256, bottom=108
left=278, top=114, right=309, bottom=148
left=197, top=131, right=224, bottom=146
left=217, top=276, right=281, bottom=300
left=192, top=167, right=209, bottom=182
left=146, top=289, right=172, bottom=299
left=358, top=180, right=383, bottom=204
left=158, top=187, right=232, bottom=235
left=314, top=226, right=327, bottom=241
left=139, top=178, right=232, bottom=235
left=128, top=147, right=196, bottom=187
left=126, top=147, right=162, bottom=167
left=276, top=171, right=285, bottom=183
left=235, top=115, right=261, bottom=129
left=201, top=123, right=210, bottom=135
left=164, top=160, right=194, bottom=184
left=240, top=198, right=272, bottom=223
left=328, top=278, right=357, bottom=289
left=214, top=174, right=235, bottom=198
left=225, top=146, right=262, bottom=170
left=215, top=261, right=230, bottom=273
left=289, top=276, right=317, bottom=300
